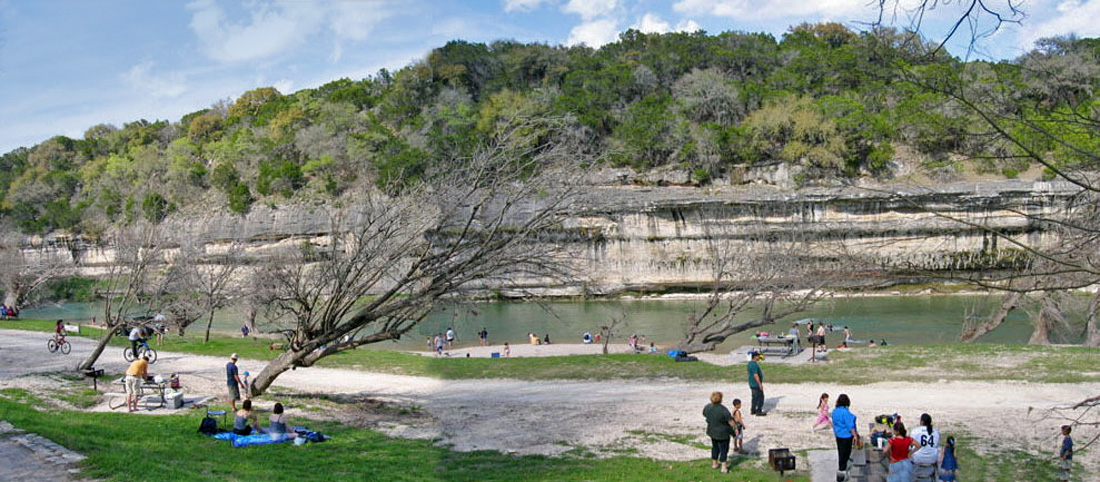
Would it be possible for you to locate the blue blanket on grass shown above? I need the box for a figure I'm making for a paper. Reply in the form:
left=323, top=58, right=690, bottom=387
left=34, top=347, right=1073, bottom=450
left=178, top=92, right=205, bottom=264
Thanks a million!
left=211, top=430, right=299, bottom=447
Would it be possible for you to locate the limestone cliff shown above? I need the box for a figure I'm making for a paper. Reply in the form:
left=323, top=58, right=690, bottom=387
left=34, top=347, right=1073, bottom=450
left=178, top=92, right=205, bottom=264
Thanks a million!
left=22, top=179, right=1080, bottom=297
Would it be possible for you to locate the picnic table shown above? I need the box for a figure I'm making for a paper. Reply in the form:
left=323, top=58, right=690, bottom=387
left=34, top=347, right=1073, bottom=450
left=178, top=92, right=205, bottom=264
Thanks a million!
left=754, top=335, right=799, bottom=357
left=113, top=376, right=167, bottom=408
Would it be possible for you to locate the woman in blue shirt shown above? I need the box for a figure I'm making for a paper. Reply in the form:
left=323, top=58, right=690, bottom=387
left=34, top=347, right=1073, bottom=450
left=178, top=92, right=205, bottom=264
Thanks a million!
left=832, top=394, right=861, bottom=480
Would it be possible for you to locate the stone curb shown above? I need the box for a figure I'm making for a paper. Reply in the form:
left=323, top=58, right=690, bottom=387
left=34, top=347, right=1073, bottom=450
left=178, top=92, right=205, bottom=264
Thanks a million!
left=1, top=421, right=87, bottom=466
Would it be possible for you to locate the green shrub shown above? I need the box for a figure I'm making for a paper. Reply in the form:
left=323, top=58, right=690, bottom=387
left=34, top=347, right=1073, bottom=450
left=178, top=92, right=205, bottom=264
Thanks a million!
left=141, top=192, right=170, bottom=222
left=45, top=277, right=98, bottom=302
left=228, top=182, right=253, bottom=214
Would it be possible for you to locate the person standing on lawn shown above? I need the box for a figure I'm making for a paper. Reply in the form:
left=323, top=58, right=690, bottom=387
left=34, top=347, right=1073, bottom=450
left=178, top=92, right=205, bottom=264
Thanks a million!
left=703, top=391, right=735, bottom=473
left=747, top=351, right=766, bottom=416
left=226, top=353, right=246, bottom=410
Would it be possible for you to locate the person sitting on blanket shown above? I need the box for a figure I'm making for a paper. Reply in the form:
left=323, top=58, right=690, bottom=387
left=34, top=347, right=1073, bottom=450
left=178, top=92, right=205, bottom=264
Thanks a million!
left=233, top=400, right=267, bottom=436
left=267, top=402, right=297, bottom=439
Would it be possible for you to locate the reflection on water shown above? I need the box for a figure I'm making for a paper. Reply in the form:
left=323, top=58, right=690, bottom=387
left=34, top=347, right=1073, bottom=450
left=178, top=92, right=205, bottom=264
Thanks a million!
left=20, top=295, right=1086, bottom=351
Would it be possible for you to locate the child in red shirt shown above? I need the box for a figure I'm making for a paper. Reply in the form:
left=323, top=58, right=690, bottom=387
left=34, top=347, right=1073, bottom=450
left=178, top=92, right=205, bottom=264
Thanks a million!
left=884, top=424, right=915, bottom=482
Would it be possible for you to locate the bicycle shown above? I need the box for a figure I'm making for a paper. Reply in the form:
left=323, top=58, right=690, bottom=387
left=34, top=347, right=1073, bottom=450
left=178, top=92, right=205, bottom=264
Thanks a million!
left=123, top=339, right=158, bottom=364
left=47, top=335, right=71, bottom=355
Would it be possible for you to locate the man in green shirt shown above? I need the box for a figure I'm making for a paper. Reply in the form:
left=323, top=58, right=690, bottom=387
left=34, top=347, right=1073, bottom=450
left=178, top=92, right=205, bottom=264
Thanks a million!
left=747, top=351, right=766, bottom=416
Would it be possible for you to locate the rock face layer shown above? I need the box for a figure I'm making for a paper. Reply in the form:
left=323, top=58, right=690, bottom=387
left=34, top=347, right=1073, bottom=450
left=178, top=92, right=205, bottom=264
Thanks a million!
left=25, top=180, right=1080, bottom=296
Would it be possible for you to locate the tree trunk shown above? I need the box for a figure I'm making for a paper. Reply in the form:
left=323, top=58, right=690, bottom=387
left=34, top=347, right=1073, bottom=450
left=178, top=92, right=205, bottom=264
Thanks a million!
left=203, top=311, right=215, bottom=343
left=78, top=328, right=115, bottom=371
left=3, top=290, right=16, bottom=308
left=1029, top=292, right=1054, bottom=345
left=245, top=306, right=256, bottom=334
left=249, top=350, right=300, bottom=396
left=1085, top=291, right=1100, bottom=348
left=960, top=292, right=1021, bottom=342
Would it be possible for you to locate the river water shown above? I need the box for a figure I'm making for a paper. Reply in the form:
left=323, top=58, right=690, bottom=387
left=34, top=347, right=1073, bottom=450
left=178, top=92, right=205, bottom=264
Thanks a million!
left=19, top=295, right=1086, bottom=350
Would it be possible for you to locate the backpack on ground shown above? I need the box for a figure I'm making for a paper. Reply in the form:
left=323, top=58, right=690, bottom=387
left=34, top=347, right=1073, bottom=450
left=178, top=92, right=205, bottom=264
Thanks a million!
left=295, top=429, right=327, bottom=443
left=198, top=416, right=218, bottom=435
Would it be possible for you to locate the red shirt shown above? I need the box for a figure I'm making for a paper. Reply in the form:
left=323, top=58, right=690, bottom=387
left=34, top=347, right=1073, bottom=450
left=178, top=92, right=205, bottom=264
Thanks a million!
left=888, top=436, right=914, bottom=462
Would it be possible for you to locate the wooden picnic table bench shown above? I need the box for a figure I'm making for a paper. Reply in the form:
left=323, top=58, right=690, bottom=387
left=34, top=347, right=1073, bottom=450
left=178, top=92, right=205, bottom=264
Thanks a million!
left=754, top=336, right=799, bottom=357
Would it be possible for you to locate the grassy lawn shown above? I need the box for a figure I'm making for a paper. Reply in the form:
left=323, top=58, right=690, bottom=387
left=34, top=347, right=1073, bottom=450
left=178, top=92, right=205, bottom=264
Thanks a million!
left=4, top=319, right=1098, bottom=384
left=953, top=433, right=1080, bottom=482
left=0, top=389, right=800, bottom=482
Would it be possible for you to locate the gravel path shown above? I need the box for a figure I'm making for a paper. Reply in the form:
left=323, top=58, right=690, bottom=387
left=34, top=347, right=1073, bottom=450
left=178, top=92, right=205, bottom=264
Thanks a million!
left=1, top=328, right=1095, bottom=477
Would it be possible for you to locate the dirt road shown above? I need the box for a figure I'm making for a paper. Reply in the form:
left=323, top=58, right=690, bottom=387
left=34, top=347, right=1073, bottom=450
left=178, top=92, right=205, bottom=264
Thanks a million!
left=2, top=329, right=1095, bottom=473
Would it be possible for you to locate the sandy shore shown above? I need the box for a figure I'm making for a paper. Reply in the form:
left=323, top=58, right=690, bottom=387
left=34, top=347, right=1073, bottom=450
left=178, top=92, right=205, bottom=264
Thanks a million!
left=411, top=341, right=827, bottom=366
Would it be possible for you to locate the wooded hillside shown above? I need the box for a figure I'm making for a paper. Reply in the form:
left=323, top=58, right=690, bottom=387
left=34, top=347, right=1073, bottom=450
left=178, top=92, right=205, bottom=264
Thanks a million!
left=2, top=24, right=1096, bottom=235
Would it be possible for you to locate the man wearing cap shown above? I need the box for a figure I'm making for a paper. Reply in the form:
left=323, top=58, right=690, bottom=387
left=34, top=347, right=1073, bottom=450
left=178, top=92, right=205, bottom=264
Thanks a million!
left=226, top=354, right=245, bottom=410
left=747, top=351, right=766, bottom=416
left=125, top=355, right=149, bottom=413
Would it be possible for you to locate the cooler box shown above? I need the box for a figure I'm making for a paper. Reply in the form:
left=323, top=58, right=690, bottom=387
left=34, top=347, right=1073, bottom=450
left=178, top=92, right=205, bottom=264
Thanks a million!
left=491, top=352, right=500, bottom=358
left=165, top=391, right=184, bottom=409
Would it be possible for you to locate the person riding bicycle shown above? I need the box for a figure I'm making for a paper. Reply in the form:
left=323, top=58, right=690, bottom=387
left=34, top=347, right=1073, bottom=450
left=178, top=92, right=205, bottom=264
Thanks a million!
left=128, top=325, right=145, bottom=358
left=54, top=319, right=67, bottom=344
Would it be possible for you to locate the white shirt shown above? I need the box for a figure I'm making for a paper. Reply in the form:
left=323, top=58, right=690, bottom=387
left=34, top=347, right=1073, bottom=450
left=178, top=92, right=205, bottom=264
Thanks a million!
left=129, top=327, right=142, bottom=341
left=911, top=427, right=941, bottom=464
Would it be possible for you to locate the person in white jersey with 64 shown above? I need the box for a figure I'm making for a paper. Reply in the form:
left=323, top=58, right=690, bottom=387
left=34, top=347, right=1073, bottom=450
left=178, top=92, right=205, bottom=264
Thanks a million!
left=911, top=413, right=942, bottom=476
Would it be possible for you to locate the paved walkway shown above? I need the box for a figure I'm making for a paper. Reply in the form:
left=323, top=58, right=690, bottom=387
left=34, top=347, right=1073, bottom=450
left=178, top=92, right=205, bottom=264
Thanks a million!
left=0, top=421, right=85, bottom=482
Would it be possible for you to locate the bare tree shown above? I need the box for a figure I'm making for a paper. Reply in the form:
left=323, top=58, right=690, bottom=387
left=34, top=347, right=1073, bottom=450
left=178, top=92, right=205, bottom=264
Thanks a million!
left=163, top=239, right=244, bottom=341
left=677, top=232, right=830, bottom=354
left=960, top=291, right=1022, bottom=342
left=869, top=1, right=1100, bottom=348
left=78, top=222, right=165, bottom=371
left=0, top=233, right=73, bottom=309
left=600, top=312, right=627, bottom=355
left=875, top=0, right=1100, bottom=448
left=246, top=134, right=584, bottom=396
left=874, top=0, right=1025, bottom=58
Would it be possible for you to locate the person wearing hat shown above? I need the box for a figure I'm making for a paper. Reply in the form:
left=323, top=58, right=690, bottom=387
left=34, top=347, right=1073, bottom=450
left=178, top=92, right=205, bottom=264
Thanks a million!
left=747, top=351, right=766, bottom=416
left=226, top=353, right=245, bottom=410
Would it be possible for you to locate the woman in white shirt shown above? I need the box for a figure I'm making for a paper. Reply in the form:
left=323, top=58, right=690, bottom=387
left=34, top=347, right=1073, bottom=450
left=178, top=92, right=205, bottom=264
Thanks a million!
left=911, top=413, right=942, bottom=475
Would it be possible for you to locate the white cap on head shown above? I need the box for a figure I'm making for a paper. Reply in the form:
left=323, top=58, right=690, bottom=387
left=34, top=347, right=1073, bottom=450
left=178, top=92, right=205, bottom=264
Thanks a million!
left=230, top=353, right=238, bottom=360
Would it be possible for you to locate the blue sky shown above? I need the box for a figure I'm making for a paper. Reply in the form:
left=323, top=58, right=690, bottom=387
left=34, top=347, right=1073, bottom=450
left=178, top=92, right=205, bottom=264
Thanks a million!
left=1, top=0, right=1096, bottom=154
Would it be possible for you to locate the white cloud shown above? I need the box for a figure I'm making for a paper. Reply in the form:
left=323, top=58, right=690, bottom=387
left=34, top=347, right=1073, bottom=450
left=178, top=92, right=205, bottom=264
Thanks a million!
left=1056, top=0, right=1082, bottom=13
left=504, top=0, right=553, bottom=12
left=1017, top=0, right=1100, bottom=49
left=122, top=61, right=187, bottom=99
left=563, top=0, right=618, bottom=20
left=185, top=0, right=387, bottom=64
left=632, top=13, right=702, bottom=34
left=676, top=19, right=702, bottom=32
left=567, top=18, right=620, bottom=47
left=673, top=0, right=866, bottom=20
left=635, top=13, right=670, bottom=33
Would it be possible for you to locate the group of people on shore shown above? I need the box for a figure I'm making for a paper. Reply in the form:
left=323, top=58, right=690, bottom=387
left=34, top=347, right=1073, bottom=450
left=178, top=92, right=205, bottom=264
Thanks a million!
left=426, top=327, right=459, bottom=355
left=703, top=350, right=1077, bottom=481
left=0, top=303, right=18, bottom=319
left=705, top=386, right=959, bottom=481
left=223, top=353, right=297, bottom=439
